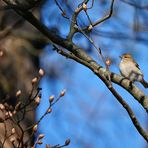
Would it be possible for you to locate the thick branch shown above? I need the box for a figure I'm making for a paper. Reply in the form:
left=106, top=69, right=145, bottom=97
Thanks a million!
left=67, top=1, right=90, bottom=40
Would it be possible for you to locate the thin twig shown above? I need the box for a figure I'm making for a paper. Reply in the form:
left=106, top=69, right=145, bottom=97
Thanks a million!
left=83, top=0, right=115, bottom=30
left=120, top=0, right=148, bottom=9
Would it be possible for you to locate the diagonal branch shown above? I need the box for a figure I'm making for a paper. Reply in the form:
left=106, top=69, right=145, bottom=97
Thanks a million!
left=3, top=1, right=148, bottom=142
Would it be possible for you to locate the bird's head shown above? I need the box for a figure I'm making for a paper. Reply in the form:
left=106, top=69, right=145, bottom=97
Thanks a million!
left=119, top=53, right=132, bottom=60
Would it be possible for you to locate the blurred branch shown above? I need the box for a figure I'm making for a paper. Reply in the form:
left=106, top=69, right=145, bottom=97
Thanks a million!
left=93, top=29, right=148, bottom=44
left=0, top=18, right=23, bottom=39
left=0, top=5, right=11, bottom=10
left=120, top=0, right=148, bottom=9
left=2, top=0, right=43, bottom=10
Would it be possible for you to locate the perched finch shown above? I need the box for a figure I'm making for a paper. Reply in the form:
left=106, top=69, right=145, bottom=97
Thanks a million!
left=119, top=53, right=148, bottom=88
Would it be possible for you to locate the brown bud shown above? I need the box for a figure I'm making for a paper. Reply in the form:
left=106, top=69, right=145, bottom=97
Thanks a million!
left=61, top=11, right=66, bottom=17
left=49, top=95, right=54, bottom=103
left=0, top=104, right=5, bottom=110
left=47, top=108, right=52, bottom=113
left=105, top=58, right=111, bottom=66
left=37, top=140, right=43, bottom=144
left=32, top=77, right=38, bottom=85
left=8, top=111, right=13, bottom=117
left=65, top=138, right=70, bottom=146
left=35, top=96, right=41, bottom=105
left=33, top=124, right=38, bottom=132
left=60, top=89, right=66, bottom=97
left=38, top=134, right=44, bottom=139
left=88, top=25, right=93, bottom=31
left=10, top=137, right=15, bottom=143
left=82, top=3, right=87, bottom=11
left=39, top=69, right=45, bottom=77
left=11, top=128, right=16, bottom=134
left=0, top=50, right=3, bottom=57
left=16, top=90, right=21, bottom=97
left=15, top=102, right=22, bottom=111
left=13, top=110, right=17, bottom=115
left=75, top=7, right=81, bottom=13
left=5, top=112, right=9, bottom=118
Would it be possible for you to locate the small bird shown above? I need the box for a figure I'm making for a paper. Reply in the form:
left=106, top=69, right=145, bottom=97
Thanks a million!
left=119, top=53, right=148, bottom=88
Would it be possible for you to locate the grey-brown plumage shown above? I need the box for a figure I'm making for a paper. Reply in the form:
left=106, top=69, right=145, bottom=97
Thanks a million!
left=119, top=53, right=148, bottom=88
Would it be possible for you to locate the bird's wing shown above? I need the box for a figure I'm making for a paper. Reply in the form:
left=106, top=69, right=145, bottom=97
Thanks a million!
left=132, top=59, right=143, bottom=75
left=133, top=59, right=140, bottom=69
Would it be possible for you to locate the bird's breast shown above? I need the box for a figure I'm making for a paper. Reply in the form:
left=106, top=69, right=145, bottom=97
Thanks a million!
left=119, top=60, right=132, bottom=77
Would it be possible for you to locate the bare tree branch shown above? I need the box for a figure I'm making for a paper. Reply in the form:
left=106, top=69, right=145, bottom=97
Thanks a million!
left=2, top=0, right=148, bottom=143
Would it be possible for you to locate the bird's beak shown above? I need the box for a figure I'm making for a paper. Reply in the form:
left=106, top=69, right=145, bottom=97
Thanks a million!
left=119, top=56, right=122, bottom=59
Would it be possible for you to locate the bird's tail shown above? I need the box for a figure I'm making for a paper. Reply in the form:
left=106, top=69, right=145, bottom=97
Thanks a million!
left=141, top=79, right=148, bottom=88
